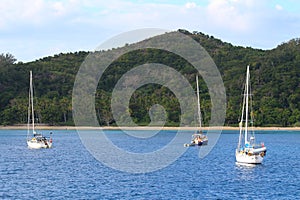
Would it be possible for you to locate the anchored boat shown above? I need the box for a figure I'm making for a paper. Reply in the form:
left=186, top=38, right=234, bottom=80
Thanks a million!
left=27, top=71, right=53, bottom=149
left=235, top=66, right=266, bottom=164
left=184, top=75, right=208, bottom=147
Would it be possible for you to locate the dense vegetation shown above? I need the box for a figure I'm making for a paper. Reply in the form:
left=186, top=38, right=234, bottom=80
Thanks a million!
left=1, top=30, right=300, bottom=127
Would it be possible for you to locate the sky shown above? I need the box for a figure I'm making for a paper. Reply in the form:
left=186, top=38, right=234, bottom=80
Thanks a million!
left=0, top=0, right=299, bottom=62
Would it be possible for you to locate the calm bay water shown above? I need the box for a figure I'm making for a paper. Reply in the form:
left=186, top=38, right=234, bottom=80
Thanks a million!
left=0, top=129, right=299, bottom=199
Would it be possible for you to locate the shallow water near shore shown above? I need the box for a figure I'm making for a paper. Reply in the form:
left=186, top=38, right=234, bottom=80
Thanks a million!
left=0, top=130, right=299, bottom=199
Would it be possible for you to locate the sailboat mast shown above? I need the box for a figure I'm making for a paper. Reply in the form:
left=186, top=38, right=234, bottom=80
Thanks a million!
left=196, top=75, right=202, bottom=129
left=244, top=65, right=250, bottom=144
left=237, top=83, right=246, bottom=149
left=27, top=80, right=31, bottom=139
left=30, top=71, right=35, bottom=133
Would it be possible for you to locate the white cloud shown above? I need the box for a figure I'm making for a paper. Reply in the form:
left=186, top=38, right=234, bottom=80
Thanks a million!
left=0, top=0, right=45, bottom=29
left=0, top=0, right=300, bottom=61
left=0, top=0, right=256, bottom=33
left=205, top=0, right=264, bottom=32
left=275, top=4, right=283, bottom=11
left=185, top=2, right=197, bottom=9
left=52, top=2, right=67, bottom=16
left=0, top=0, right=86, bottom=29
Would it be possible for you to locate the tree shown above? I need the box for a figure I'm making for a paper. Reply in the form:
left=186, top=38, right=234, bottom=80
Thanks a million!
left=60, top=97, right=71, bottom=123
left=0, top=53, right=16, bottom=67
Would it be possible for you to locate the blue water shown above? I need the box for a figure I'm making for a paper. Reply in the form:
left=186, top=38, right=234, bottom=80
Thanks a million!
left=0, top=129, right=299, bottom=199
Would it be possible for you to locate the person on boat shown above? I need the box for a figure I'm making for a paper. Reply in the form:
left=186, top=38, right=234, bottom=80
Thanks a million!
left=197, top=137, right=201, bottom=143
left=245, top=142, right=251, bottom=148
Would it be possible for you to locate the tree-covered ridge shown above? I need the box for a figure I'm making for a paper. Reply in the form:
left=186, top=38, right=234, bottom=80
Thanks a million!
left=0, top=30, right=300, bottom=127
left=0, top=52, right=88, bottom=125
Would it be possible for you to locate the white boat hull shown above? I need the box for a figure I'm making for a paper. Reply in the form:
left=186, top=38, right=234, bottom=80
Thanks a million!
left=235, top=150, right=264, bottom=164
left=184, top=136, right=208, bottom=147
left=27, top=140, right=52, bottom=149
left=184, top=140, right=208, bottom=147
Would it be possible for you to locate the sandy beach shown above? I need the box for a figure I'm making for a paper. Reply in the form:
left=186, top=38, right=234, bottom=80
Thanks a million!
left=1, top=125, right=300, bottom=131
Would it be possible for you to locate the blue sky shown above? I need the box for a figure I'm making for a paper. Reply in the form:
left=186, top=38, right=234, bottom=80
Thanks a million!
left=0, top=0, right=299, bottom=62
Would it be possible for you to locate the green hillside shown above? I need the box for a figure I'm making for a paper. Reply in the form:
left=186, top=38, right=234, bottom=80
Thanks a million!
left=1, top=30, right=300, bottom=127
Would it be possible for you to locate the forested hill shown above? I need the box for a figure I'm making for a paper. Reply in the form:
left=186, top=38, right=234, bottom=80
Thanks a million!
left=1, top=30, right=300, bottom=127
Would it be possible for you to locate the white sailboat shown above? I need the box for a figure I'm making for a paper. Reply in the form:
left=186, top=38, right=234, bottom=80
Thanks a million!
left=184, top=75, right=208, bottom=147
left=235, top=66, right=266, bottom=164
left=27, top=71, right=53, bottom=149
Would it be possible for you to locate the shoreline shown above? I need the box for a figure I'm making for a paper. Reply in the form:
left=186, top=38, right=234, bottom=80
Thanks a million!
left=1, top=125, right=300, bottom=131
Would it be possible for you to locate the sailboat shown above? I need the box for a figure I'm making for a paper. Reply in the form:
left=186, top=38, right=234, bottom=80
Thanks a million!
left=184, top=75, right=208, bottom=147
left=236, top=66, right=266, bottom=164
left=27, top=71, right=53, bottom=149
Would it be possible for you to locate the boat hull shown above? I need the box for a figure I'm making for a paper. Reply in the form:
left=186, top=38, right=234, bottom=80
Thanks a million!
left=184, top=139, right=208, bottom=147
left=27, top=140, right=52, bottom=149
left=235, top=150, right=264, bottom=164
